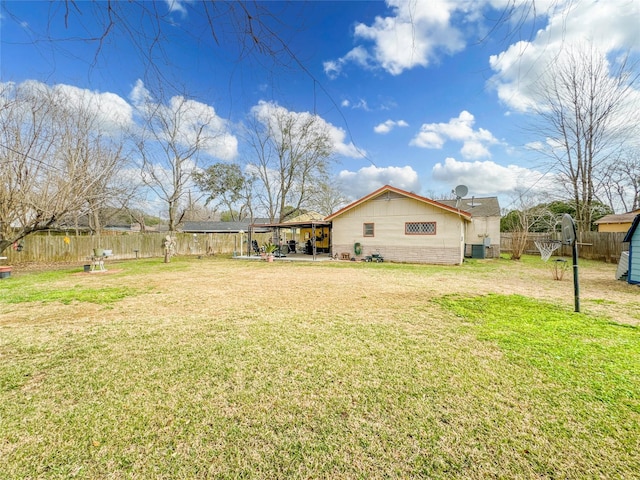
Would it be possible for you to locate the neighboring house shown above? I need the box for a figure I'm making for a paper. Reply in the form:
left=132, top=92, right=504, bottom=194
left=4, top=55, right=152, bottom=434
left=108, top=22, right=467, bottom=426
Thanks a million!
left=129, top=223, right=169, bottom=233
left=103, top=223, right=134, bottom=233
left=622, top=214, right=640, bottom=285
left=181, top=219, right=271, bottom=234
left=595, top=209, right=640, bottom=233
left=181, top=219, right=272, bottom=256
left=325, top=185, right=475, bottom=265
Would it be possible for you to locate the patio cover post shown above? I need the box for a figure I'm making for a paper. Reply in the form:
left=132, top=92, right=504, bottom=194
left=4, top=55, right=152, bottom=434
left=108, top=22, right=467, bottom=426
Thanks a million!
left=312, top=224, right=316, bottom=260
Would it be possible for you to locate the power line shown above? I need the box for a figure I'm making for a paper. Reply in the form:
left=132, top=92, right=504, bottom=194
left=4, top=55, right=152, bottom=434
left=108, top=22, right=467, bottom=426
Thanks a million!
left=501, top=159, right=561, bottom=211
left=0, top=142, right=65, bottom=173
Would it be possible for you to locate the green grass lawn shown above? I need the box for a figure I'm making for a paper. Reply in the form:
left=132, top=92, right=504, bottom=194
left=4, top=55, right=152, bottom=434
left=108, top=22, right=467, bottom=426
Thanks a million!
left=1, top=258, right=639, bottom=478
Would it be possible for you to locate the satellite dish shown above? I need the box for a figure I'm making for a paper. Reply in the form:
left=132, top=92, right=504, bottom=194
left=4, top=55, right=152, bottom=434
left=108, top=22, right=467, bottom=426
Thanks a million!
left=454, top=185, right=468, bottom=198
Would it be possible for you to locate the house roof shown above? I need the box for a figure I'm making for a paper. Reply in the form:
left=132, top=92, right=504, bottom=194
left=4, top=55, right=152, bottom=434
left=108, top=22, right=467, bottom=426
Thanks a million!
left=595, top=209, right=640, bottom=225
left=181, top=219, right=270, bottom=233
left=623, top=214, right=640, bottom=242
left=285, top=211, right=325, bottom=223
left=252, top=219, right=331, bottom=229
left=325, top=185, right=473, bottom=221
left=247, top=211, right=331, bottom=230
left=439, top=197, right=501, bottom=217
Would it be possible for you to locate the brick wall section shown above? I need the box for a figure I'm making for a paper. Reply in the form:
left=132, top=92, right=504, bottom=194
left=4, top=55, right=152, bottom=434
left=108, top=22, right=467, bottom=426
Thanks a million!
left=335, top=244, right=462, bottom=265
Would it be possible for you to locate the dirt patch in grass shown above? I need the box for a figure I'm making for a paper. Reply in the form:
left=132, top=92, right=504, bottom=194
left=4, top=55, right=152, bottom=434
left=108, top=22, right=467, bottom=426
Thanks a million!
left=1, top=256, right=637, bottom=326
left=70, top=269, right=125, bottom=276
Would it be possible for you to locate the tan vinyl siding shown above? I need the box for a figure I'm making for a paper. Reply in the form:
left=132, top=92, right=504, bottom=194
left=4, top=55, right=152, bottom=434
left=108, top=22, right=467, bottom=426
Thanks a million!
left=331, top=195, right=465, bottom=264
left=597, top=223, right=633, bottom=233
left=464, top=215, right=500, bottom=253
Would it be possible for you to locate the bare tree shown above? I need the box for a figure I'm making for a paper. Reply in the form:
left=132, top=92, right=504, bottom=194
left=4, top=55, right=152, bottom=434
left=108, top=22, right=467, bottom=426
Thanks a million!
left=530, top=46, right=640, bottom=232
left=52, top=97, right=131, bottom=233
left=0, top=82, right=127, bottom=254
left=505, top=209, right=533, bottom=261
left=133, top=89, right=226, bottom=232
left=501, top=193, right=559, bottom=260
left=598, top=149, right=640, bottom=213
left=309, top=180, right=349, bottom=217
left=246, top=103, right=334, bottom=222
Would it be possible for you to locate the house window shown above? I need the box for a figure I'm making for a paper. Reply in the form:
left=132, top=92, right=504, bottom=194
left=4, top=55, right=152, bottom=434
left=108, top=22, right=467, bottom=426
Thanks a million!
left=363, top=223, right=375, bottom=237
left=405, top=222, right=436, bottom=235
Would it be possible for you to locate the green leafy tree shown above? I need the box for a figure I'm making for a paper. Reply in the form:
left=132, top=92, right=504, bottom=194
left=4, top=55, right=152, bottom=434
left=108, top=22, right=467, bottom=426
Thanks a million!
left=193, top=163, right=254, bottom=221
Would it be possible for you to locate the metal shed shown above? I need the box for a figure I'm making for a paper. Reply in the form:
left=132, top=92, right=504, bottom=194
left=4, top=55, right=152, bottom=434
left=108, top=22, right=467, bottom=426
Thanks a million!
left=622, top=214, right=640, bottom=285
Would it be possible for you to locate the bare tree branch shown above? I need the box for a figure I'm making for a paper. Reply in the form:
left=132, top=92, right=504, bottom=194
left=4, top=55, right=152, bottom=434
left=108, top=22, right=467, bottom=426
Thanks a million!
left=529, top=45, right=640, bottom=231
left=0, top=82, right=128, bottom=253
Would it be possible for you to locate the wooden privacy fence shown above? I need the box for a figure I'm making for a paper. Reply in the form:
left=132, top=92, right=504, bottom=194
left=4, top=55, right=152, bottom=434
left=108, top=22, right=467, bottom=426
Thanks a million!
left=2, top=232, right=271, bottom=265
left=501, top=232, right=628, bottom=263
left=2, top=231, right=627, bottom=265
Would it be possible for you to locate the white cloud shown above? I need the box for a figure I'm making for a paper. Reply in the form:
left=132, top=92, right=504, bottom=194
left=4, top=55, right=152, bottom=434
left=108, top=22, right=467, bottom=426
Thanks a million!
left=410, top=111, right=498, bottom=159
left=432, top=157, right=557, bottom=196
left=325, top=0, right=475, bottom=77
left=324, top=46, right=373, bottom=79
left=251, top=100, right=365, bottom=159
left=3, top=80, right=134, bottom=134
left=374, top=119, right=409, bottom=134
left=129, top=79, right=150, bottom=106
left=164, top=0, right=190, bottom=15
left=524, top=141, right=546, bottom=151
left=54, top=84, right=134, bottom=132
left=350, top=99, right=371, bottom=111
left=339, top=98, right=371, bottom=111
left=337, top=165, right=420, bottom=199
left=323, top=60, right=341, bottom=79
left=489, top=0, right=640, bottom=112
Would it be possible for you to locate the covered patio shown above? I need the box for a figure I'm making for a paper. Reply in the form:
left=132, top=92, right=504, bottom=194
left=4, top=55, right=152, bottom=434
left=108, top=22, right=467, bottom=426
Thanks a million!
left=247, top=219, right=333, bottom=261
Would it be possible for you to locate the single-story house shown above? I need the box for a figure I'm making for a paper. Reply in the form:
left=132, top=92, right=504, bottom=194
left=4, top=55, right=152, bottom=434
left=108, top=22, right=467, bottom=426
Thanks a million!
left=622, top=214, right=640, bottom=285
left=595, top=209, right=640, bottom=233
left=326, top=185, right=486, bottom=265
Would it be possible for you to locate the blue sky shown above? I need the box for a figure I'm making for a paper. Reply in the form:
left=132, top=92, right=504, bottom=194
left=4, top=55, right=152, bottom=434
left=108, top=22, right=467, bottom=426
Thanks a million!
left=2, top=0, right=640, bottom=213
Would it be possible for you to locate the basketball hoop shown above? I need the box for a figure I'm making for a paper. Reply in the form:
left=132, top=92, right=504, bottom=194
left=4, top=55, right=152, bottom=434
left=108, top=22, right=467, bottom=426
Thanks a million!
left=534, top=239, right=562, bottom=262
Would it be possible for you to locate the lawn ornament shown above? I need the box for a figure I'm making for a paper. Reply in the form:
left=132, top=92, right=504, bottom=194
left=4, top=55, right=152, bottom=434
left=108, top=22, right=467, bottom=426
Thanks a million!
left=163, top=235, right=177, bottom=263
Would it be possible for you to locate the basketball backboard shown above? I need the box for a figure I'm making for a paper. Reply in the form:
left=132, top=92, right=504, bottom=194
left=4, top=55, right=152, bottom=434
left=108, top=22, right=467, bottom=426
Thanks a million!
left=562, top=214, right=576, bottom=245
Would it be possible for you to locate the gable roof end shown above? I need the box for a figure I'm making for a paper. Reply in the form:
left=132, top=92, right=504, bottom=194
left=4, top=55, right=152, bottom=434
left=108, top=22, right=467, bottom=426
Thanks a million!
left=595, top=211, right=640, bottom=225
left=325, top=185, right=472, bottom=221
left=623, top=214, right=640, bottom=242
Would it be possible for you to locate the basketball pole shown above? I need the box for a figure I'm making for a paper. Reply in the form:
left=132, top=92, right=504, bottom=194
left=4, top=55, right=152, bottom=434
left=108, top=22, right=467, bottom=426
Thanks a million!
left=572, top=239, right=580, bottom=313
left=562, top=214, right=580, bottom=313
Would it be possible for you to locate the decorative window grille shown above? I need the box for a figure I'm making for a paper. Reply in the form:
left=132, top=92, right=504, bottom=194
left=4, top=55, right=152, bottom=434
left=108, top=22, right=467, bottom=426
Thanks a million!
left=405, top=222, right=436, bottom=235
left=363, top=223, right=375, bottom=237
